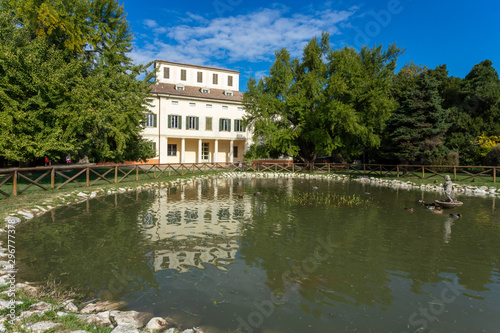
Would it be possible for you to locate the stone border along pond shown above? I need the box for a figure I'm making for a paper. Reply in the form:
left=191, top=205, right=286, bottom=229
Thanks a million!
left=1, top=172, right=498, bottom=333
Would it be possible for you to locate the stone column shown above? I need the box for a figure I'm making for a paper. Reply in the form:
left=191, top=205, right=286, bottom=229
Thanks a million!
left=214, top=140, right=219, bottom=163
left=181, top=138, right=185, bottom=164
left=198, top=139, right=202, bottom=164
left=229, top=140, right=234, bottom=163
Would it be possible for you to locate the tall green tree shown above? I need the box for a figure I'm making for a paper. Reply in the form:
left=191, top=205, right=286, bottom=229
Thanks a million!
left=380, top=70, right=451, bottom=164
left=0, top=0, right=155, bottom=165
left=0, top=9, right=81, bottom=163
left=446, top=60, right=500, bottom=165
left=243, top=33, right=402, bottom=164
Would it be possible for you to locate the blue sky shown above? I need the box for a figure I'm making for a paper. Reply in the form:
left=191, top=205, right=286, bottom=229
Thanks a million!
left=123, top=0, right=500, bottom=90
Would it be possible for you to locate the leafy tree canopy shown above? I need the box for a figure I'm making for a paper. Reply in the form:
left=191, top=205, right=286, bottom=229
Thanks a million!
left=243, top=32, right=403, bottom=163
left=0, top=0, right=155, bottom=165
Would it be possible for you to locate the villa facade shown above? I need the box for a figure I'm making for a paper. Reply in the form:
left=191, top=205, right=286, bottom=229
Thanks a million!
left=142, top=60, right=250, bottom=164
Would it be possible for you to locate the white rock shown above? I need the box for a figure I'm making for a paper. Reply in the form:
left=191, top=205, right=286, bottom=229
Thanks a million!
left=63, top=300, right=78, bottom=312
left=80, top=300, right=127, bottom=314
left=90, top=192, right=97, bottom=198
left=17, top=210, right=34, bottom=219
left=0, top=299, right=11, bottom=310
left=34, top=205, right=47, bottom=212
left=30, top=301, right=54, bottom=312
left=145, top=317, right=170, bottom=332
left=111, top=324, right=141, bottom=333
left=16, top=283, right=38, bottom=295
left=86, top=310, right=112, bottom=326
left=25, top=321, right=60, bottom=332
left=110, top=310, right=153, bottom=328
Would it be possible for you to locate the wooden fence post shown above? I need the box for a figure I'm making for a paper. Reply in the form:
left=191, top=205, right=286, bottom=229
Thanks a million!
left=86, top=167, right=90, bottom=187
left=494, top=167, right=496, bottom=183
left=422, top=166, right=425, bottom=179
left=51, top=167, right=55, bottom=189
left=115, top=166, right=118, bottom=183
left=397, top=165, right=399, bottom=178
left=453, top=166, right=457, bottom=180
left=12, top=169, right=17, bottom=196
left=136, top=165, right=139, bottom=181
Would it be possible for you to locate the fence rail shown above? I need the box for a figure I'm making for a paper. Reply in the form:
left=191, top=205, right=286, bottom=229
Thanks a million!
left=0, top=163, right=498, bottom=199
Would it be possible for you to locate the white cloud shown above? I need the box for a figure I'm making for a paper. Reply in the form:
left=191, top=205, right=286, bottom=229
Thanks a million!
left=143, top=19, right=158, bottom=28
left=134, top=5, right=357, bottom=67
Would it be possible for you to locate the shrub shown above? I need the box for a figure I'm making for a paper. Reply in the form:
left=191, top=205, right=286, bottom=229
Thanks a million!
left=483, top=145, right=500, bottom=166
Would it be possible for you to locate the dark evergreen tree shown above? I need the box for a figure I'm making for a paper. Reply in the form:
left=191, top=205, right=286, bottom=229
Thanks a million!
left=381, top=70, right=451, bottom=164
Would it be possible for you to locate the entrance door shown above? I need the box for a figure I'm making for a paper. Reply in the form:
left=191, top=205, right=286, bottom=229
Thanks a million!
left=202, top=142, right=209, bottom=162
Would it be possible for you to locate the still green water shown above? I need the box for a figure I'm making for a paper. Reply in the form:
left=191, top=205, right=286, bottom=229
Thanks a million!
left=13, top=177, right=500, bottom=332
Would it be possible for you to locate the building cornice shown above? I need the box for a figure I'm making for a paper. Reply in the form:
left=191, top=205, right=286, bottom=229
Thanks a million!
left=155, top=60, right=240, bottom=74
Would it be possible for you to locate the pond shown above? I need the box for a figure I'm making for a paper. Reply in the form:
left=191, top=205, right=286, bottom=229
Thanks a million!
left=12, top=176, right=500, bottom=332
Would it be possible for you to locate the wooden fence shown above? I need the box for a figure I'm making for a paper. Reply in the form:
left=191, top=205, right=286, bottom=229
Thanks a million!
left=0, top=163, right=498, bottom=199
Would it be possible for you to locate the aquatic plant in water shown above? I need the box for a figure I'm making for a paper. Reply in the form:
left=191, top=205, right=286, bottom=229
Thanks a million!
left=274, top=192, right=370, bottom=208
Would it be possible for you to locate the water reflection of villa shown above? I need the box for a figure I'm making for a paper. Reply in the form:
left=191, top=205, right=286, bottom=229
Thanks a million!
left=152, top=241, right=239, bottom=273
left=141, top=179, right=253, bottom=272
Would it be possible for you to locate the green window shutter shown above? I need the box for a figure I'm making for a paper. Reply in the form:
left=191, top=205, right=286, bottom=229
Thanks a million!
left=179, top=116, right=182, bottom=129
left=153, top=114, right=157, bottom=127
left=186, top=117, right=189, bottom=129
left=196, top=117, right=199, bottom=130
left=228, top=119, right=231, bottom=132
left=219, top=118, right=222, bottom=131
left=234, top=119, right=237, bottom=131
left=168, top=115, right=171, bottom=128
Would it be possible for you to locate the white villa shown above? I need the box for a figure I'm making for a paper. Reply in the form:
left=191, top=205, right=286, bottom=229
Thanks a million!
left=142, top=60, right=250, bottom=164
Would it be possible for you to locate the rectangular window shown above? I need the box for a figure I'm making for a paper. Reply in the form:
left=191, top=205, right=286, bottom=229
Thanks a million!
left=163, top=67, right=170, bottom=79
left=228, top=75, right=233, bottom=86
left=168, top=115, right=182, bottom=129
left=187, top=116, right=199, bottom=130
left=222, top=106, right=228, bottom=110
left=167, top=144, right=177, bottom=156
left=201, top=88, right=210, bottom=93
left=234, top=119, right=244, bottom=132
left=237, top=107, right=243, bottom=111
left=202, top=142, right=209, bottom=161
left=152, top=142, right=157, bottom=155
left=189, top=102, right=196, bottom=107
left=197, top=71, right=203, bottom=83
left=144, top=113, right=157, bottom=127
left=175, top=86, right=184, bottom=91
left=172, top=101, right=179, bottom=105
left=206, top=104, right=212, bottom=108
left=233, top=146, right=238, bottom=158
left=219, top=118, right=230, bottom=132
left=213, top=73, right=218, bottom=85
left=181, top=69, right=187, bottom=81
left=206, top=117, right=212, bottom=131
